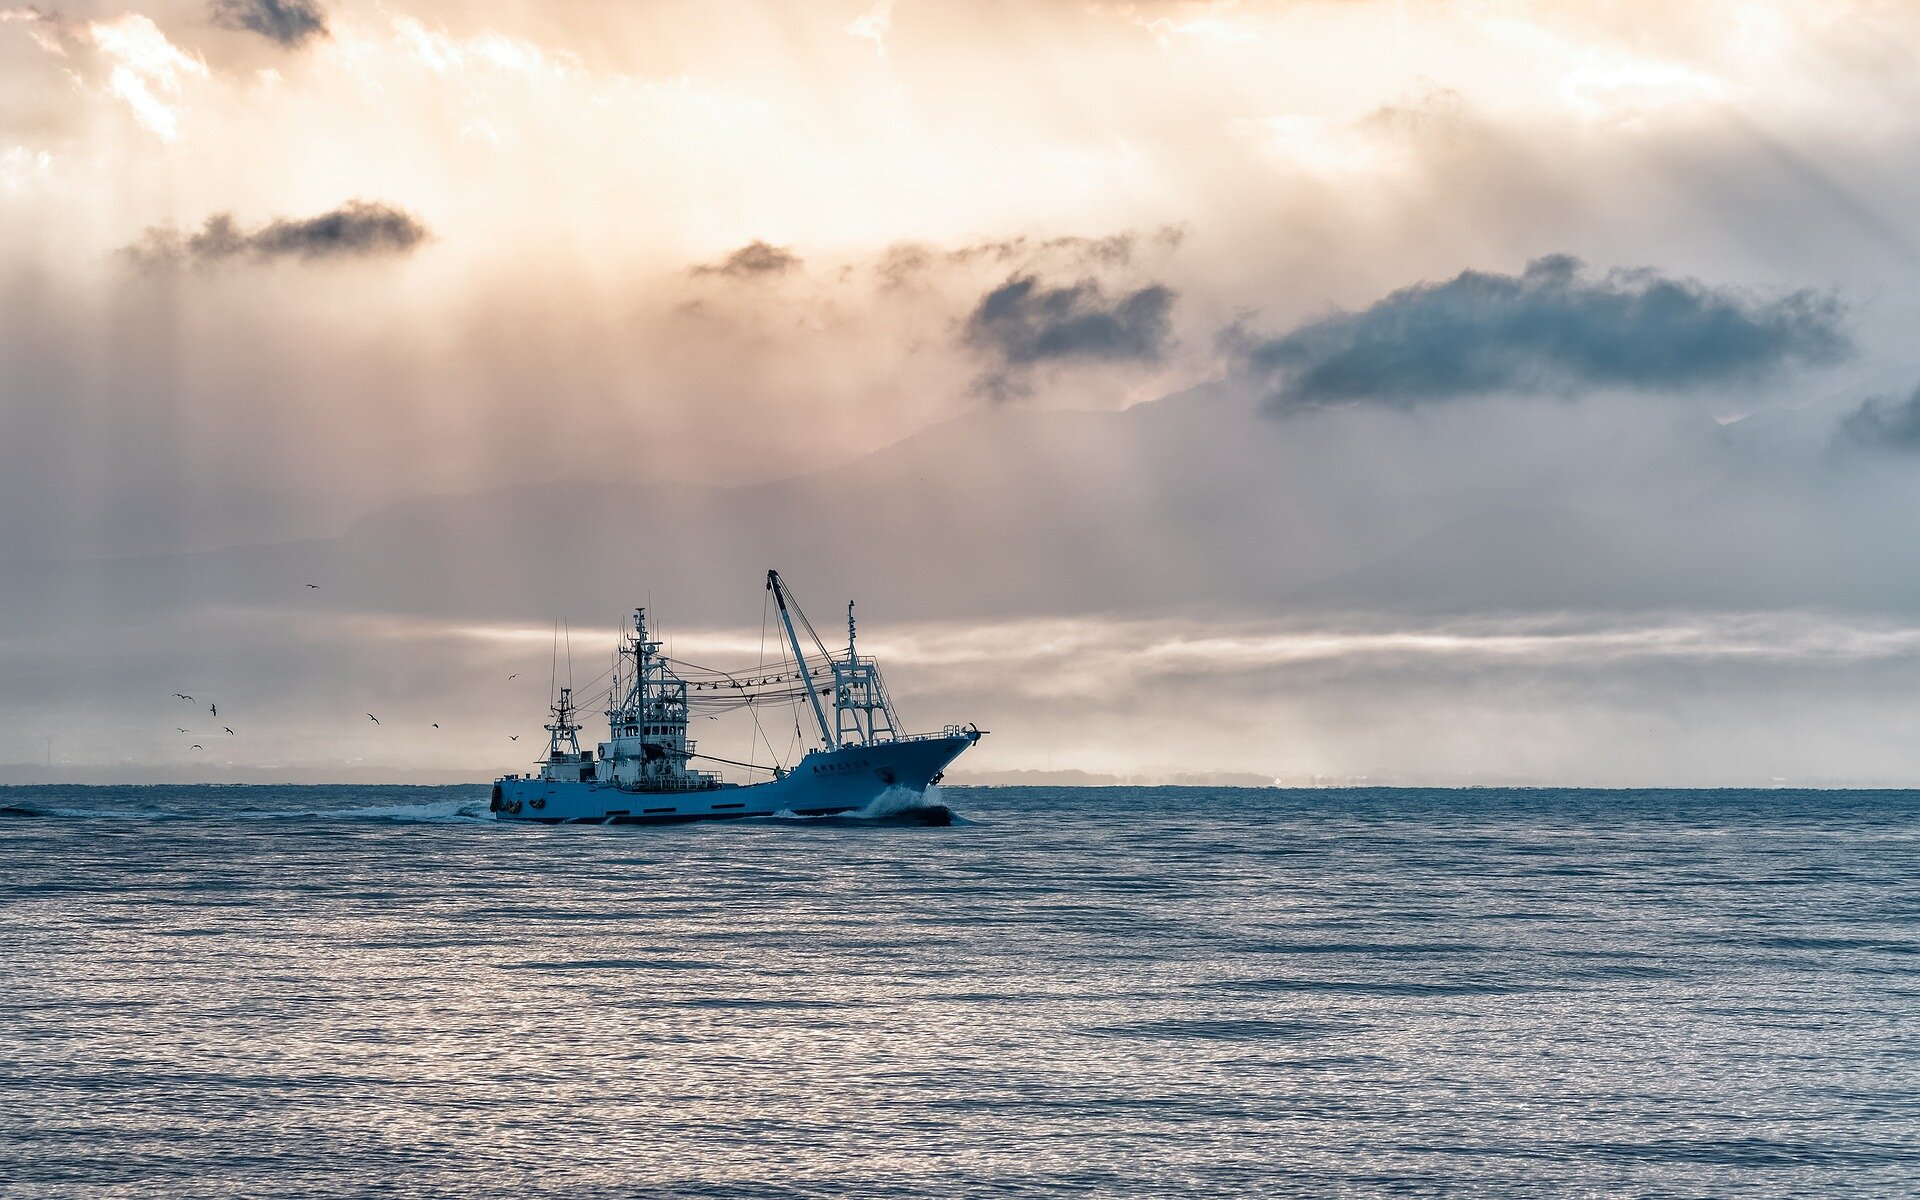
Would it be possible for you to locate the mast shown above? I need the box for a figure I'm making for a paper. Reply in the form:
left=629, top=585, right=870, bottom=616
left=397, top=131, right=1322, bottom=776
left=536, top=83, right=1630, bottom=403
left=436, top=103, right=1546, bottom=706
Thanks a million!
left=833, top=595, right=898, bottom=747
left=545, top=686, right=582, bottom=760
left=768, top=569, right=835, bottom=749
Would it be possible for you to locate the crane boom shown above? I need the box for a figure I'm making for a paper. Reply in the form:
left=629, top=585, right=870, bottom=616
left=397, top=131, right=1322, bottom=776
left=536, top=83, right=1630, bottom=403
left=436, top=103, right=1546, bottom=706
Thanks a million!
left=767, top=569, right=836, bottom=749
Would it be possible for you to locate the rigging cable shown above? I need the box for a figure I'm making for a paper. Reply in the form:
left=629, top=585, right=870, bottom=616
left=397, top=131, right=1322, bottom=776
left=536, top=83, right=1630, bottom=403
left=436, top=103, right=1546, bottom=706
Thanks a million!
left=747, top=588, right=784, bottom=772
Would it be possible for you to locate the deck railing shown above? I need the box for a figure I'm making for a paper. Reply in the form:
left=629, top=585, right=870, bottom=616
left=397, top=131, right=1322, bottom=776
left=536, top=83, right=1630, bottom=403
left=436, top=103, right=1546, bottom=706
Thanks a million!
left=882, top=725, right=980, bottom=745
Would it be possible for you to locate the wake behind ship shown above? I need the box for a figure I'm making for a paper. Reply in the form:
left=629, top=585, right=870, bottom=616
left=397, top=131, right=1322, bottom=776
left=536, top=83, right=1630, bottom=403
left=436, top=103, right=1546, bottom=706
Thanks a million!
left=491, top=570, right=982, bottom=824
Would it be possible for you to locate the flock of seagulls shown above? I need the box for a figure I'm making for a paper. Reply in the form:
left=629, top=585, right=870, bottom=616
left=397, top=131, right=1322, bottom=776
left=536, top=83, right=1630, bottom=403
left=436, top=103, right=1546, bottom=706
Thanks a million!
left=167, top=580, right=543, bottom=756
left=169, top=692, right=227, bottom=756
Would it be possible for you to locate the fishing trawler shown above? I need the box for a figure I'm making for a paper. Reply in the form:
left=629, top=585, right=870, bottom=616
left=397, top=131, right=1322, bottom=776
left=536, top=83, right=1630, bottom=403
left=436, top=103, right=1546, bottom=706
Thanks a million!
left=490, top=570, right=983, bottom=824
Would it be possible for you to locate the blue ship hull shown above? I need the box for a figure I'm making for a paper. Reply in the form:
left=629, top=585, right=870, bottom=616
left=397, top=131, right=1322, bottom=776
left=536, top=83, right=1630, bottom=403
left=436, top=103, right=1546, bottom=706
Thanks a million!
left=491, top=731, right=978, bottom=824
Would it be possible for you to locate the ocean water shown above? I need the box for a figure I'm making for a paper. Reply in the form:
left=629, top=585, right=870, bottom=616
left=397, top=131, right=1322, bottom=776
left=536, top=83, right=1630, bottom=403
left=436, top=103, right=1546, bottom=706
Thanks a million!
left=2, top=785, right=1917, bottom=1198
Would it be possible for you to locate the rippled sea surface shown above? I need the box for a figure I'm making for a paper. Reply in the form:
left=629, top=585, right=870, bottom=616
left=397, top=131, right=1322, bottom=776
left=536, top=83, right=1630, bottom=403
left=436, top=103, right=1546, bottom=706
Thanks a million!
left=3, top=786, right=1918, bottom=1197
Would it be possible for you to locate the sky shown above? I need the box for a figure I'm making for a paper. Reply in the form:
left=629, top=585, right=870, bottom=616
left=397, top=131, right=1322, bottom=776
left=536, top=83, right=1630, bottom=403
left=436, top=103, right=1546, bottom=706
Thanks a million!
left=9, top=0, right=1920, bottom=784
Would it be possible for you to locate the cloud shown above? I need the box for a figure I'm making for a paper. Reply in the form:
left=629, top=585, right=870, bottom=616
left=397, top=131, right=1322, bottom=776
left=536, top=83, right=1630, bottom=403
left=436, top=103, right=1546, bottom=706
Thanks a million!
left=964, top=275, right=1175, bottom=399
left=949, top=232, right=1148, bottom=269
left=1, top=6, right=77, bottom=56
left=391, top=17, right=578, bottom=81
left=127, top=201, right=429, bottom=265
left=1840, top=385, right=1920, bottom=451
left=1245, top=255, right=1850, bottom=412
left=845, top=0, right=894, bottom=57
left=689, top=240, right=801, bottom=279
left=3, top=10, right=218, bottom=141
left=209, top=0, right=327, bottom=48
left=879, top=226, right=1184, bottom=289
left=83, top=13, right=210, bottom=142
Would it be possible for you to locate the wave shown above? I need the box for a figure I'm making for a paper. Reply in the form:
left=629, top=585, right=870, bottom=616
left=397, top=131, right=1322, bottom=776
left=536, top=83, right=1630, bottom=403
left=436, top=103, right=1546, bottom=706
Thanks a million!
left=769, top=784, right=966, bottom=826
left=0, top=792, right=492, bottom=824
left=251, top=797, right=493, bottom=824
left=1, top=804, right=194, bottom=821
left=857, top=783, right=947, bottom=818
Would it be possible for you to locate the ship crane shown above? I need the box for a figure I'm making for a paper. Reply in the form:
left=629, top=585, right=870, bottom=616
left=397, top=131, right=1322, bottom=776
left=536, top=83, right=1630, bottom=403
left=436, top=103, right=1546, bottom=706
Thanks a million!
left=767, top=569, right=837, bottom=750
left=766, top=571, right=902, bottom=752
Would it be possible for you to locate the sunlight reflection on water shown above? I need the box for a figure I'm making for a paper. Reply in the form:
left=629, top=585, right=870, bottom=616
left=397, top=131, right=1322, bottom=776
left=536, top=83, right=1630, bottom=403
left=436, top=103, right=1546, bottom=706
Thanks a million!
left=2, top=785, right=1918, bottom=1196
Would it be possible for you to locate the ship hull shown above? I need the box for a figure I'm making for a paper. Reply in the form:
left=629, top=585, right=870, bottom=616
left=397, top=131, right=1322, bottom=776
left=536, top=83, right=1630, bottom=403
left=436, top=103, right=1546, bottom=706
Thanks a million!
left=491, top=732, right=977, bottom=825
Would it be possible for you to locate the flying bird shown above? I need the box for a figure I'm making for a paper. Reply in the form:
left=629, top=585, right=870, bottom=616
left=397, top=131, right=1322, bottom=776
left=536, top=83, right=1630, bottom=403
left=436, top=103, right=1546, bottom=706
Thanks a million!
left=306, top=583, right=319, bottom=589
left=508, top=673, right=520, bottom=680
left=173, top=693, right=193, bottom=702
left=367, top=714, right=381, bottom=725
left=209, top=703, right=217, bottom=717
left=432, top=723, right=440, bottom=729
left=176, top=728, right=189, bottom=733
left=191, top=744, right=203, bottom=750
left=508, top=735, right=519, bottom=741
left=223, top=728, right=235, bottom=735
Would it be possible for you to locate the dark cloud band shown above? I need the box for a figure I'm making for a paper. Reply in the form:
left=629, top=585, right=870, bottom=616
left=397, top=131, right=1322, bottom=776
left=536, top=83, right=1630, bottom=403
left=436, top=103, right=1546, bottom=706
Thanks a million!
left=127, top=201, right=429, bottom=266
left=967, top=274, right=1174, bottom=364
left=964, top=274, right=1175, bottom=400
left=1246, top=255, right=1849, bottom=412
left=689, top=240, right=801, bottom=278
left=209, top=0, right=328, bottom=48
left=1840, top=385, right=1920, bottom=450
